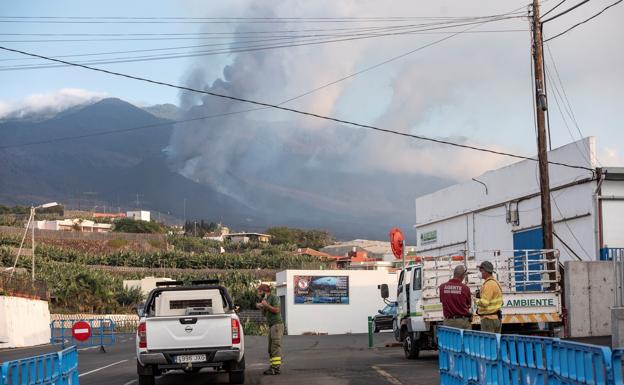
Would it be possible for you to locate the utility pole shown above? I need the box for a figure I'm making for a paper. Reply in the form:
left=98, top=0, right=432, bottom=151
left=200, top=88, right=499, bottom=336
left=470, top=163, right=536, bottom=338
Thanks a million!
left=531, top=0, right=554, bottom=253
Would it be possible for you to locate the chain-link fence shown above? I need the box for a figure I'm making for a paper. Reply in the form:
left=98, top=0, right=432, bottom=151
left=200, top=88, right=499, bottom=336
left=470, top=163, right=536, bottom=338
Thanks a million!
left=0, top=271, right=49, bottom=300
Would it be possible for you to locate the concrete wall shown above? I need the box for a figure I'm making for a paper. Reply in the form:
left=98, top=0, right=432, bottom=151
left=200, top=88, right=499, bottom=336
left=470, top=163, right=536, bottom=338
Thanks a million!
left=276, top=269, right=398, bottom=335
left=0, top=296, right=51, bottom=348
left=564, top=261, right=613, bottom=337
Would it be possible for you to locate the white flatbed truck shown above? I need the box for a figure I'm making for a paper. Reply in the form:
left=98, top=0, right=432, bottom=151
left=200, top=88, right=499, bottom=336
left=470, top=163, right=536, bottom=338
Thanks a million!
left=380, top=249, right=563, bottom=359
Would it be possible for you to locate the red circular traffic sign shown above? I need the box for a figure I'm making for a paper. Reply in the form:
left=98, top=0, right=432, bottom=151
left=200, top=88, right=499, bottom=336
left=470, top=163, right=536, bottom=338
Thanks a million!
left=72, top=321, right=92, bottom=342
left=389, top=227, right=405, bottom=260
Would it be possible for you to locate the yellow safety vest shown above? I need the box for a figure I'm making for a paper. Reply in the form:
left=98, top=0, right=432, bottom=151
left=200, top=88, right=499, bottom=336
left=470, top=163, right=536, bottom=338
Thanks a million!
left=477, top=277, right=503, bottom=319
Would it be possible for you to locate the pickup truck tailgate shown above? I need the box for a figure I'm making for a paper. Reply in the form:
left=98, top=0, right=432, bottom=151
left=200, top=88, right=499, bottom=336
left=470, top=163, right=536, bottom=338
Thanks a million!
left=146, top=315, right=232, bottom=350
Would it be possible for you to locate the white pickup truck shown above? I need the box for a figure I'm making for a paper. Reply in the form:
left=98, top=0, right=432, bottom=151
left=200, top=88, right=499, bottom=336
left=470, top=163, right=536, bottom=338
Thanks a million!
left=136, top=281, right=245, bottom=384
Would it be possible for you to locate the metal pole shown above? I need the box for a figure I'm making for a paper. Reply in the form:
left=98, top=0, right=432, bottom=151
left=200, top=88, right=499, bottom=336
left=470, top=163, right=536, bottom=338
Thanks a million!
left=367, top=316, right=373, bottom=348
left=31, top=207, right=35, bottom=281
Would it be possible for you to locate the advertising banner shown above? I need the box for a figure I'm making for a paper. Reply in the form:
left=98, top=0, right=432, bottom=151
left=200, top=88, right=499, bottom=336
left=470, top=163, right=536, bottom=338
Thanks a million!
left=294, top=275, right=349, bottom=304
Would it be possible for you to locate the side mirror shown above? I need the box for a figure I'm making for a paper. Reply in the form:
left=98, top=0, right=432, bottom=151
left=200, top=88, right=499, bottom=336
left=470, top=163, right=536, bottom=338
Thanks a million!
left=135, top=306, right=145, bottom=317
left=378, top=284, right=389, bottom=299
left=234, top=305, right=241, bottom=313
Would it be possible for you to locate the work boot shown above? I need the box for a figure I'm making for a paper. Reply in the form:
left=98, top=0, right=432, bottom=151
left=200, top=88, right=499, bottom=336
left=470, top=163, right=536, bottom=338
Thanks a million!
left=263, top=366, right=281, bottom=375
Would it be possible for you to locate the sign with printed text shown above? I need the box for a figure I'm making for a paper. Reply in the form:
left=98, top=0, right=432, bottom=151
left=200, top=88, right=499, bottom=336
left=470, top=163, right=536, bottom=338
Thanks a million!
left=294, top=275, right=349, bottom=304
left=504, top=298, right=555, bottom=307
left=420, top=230, right=437, bottom=245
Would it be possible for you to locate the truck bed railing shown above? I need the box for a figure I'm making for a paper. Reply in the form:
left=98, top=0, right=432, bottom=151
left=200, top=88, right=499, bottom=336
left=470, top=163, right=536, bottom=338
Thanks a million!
left=420, top=249, right=560, bottom=294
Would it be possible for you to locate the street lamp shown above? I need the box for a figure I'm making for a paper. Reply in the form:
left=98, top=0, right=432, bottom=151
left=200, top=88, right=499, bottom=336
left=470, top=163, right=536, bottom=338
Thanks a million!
left=10, top=202, right=59, bottom=281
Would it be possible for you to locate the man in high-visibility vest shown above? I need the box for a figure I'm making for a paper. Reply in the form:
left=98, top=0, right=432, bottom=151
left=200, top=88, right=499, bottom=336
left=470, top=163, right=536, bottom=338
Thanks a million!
left=476, top=260, right=503, bottom=333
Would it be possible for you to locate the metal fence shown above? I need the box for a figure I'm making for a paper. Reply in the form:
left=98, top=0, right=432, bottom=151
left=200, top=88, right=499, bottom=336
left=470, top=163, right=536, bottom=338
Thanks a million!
left=438, top=326, right=623, bottom=385
left=601, top=247, right=624, bottom=261
left=51, top=319, right=116, bottom=350
left=0, top=345, right=78, bottom=385
left=0, top=272, right=49, bottom=300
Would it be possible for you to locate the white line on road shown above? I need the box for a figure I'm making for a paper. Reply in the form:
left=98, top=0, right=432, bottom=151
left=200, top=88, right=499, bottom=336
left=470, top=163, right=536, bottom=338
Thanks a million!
left=78, top=346, right=99, bottom=351
left=78, top=360, right=128, bottom=377
left=123, top=380, right=137, bottom=385
left=372, top=365, right=403, bottom=385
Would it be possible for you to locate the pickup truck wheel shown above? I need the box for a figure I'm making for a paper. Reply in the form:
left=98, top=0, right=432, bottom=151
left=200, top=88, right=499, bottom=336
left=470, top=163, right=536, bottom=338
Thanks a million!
left=138, top=375, right=155, bottom=385
left=403, top=332, right=420, bottom=359
left=228, top=370, right=245, bottom=384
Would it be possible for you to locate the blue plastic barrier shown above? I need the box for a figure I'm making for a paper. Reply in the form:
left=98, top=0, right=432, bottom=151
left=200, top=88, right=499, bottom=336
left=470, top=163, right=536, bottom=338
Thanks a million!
left=612, top=349, right=624, bottom=385
left=439, top=327, right=465, bottom=378
left=438, top=327, right=623, bottom=385
left=50, top=318, right=116, bottom=350
left=500, top=334, right=555, bottom=385
left=463, top=330, right=502, bottom=385
left=0, top=345, right=78, bottom=385
left=551, top=340, right=613, bottom=385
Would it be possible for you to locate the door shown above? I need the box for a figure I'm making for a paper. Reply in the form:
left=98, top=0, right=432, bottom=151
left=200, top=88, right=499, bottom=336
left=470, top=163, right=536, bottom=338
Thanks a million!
left=513, top=227, right=543, bottom=291
left=409, top=267, right=426, bottom=331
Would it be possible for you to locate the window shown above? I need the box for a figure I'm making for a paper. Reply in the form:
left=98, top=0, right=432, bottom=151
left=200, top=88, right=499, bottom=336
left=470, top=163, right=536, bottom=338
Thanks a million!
left=398, top=271, right=405, bottom=294
left=170, top=299, right=213, bottom=310
left=412, top=268, right=422, bottom=291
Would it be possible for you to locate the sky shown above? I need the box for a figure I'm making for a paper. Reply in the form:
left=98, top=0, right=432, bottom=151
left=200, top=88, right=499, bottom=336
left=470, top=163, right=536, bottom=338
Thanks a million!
left=0, top=0, right=622, bottom=180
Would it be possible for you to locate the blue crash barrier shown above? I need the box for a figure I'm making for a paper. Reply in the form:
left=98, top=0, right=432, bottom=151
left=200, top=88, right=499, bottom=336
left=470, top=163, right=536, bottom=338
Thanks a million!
left=439, top=326, right=623, bottom=385
left=0, top=345, right=79, bottom=385
left=50, top=318, right=116, bottom=350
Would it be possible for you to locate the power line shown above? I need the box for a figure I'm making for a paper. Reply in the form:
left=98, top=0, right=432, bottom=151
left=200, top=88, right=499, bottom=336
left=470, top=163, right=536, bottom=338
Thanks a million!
left=0, top=30, right=526, bottom=64
left=0, top=17, right=524, bottom=71
left=0, top=44, right=592, bottom=172
left=0, top=14, right=518, bottom=147
left=541, top=0, right=569, bottom=18
left=544, top=0, right=623, bottom=41
left=0, top=13, right=526, bottom=24
left=541, top=0, right=590, bottom=23
left=544, top=45, right=602, bottom=166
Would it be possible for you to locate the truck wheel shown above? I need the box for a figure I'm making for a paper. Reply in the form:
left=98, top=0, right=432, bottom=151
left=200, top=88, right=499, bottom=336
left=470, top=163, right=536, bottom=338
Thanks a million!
left=138, top=375, right=155, bottom=385
left=228, top=371, right=245, bottom=384
left=403, top=332, right=420, bottom=359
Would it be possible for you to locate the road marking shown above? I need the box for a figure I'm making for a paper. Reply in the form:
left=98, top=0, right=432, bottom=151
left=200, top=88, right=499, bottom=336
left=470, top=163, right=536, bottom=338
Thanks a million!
left=78, top=360, right=128, bottom=377
left=78, top=346, right=99, bottom=351
left=372, top=365, right=403, bottom=385
left=123, top=380, right=137, bottom=385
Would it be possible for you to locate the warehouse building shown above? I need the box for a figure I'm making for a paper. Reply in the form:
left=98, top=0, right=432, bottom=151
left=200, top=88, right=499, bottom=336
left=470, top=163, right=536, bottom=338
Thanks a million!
left=414, top=138, right=624, bottom=261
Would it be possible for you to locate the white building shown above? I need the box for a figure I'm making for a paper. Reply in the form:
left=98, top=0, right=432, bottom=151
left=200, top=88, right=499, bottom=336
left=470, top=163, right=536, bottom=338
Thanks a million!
left=415, top=138, right=624, bottom=262
left=29, top=219, right=112, bottom=233
left=276, top=269, right=398, bottom=335
left=123, top=276, right=174, bottom=296
left=126, top=210, right=151, bottom=222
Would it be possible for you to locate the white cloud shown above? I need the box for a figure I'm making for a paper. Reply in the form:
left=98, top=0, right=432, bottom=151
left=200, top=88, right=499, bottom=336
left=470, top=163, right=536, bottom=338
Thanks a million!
left=0, top=88, right=106, bottom=120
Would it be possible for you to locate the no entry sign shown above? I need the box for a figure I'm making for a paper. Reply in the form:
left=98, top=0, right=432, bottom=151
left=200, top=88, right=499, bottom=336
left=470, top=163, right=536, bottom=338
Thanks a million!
left=72, top=321, right=92, bottom=342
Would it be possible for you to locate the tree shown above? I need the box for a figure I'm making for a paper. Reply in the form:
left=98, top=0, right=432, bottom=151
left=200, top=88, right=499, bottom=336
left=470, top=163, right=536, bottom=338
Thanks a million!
left=266, top=227, right=334, bottom=249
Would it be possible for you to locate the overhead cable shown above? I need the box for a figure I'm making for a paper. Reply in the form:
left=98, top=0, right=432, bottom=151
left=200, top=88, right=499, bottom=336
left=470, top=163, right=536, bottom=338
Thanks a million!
left=0, top=44, right=592, bottom=172
left=544, top=0, right=623, bottom=41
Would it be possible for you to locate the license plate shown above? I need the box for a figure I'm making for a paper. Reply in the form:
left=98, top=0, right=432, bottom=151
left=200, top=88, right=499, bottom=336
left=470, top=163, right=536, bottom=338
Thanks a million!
left=174, top=354, right=206, bottom=364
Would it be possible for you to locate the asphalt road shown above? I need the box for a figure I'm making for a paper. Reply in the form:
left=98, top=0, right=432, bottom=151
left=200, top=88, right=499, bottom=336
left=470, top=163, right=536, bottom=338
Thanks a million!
left=0, top=333, right=440, bottom=385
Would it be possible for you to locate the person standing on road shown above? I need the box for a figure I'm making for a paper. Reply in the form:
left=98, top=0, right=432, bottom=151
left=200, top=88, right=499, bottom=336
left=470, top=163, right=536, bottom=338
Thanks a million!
left=439, top=265, right=472, bottom=329
left=256, top=284, right=284, bottom=375
left=475, top=261, right=503, bottom=333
